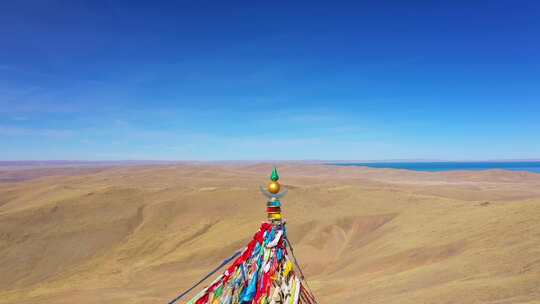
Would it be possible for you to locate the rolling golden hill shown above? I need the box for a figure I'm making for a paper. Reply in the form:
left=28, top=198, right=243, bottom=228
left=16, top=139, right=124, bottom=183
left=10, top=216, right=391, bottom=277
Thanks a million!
left=1, top=164, right=539, bottom=303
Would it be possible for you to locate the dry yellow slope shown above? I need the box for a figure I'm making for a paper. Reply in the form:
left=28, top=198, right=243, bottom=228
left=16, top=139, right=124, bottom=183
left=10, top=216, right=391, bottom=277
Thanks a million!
left=0, top=164, right=539, bottom=304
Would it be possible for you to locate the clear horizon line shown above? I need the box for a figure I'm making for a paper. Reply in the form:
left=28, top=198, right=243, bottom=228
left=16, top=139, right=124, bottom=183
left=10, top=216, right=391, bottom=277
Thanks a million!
left=1, top=159, right=540, bottom=163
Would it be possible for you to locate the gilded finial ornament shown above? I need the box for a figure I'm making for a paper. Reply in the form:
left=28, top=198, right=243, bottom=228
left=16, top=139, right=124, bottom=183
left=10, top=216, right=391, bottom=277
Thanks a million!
left=268, top=167, right=281, bottom=193
left=260, top=167, right=288, bottom=199
left=260, top=167, right=287, bottom=223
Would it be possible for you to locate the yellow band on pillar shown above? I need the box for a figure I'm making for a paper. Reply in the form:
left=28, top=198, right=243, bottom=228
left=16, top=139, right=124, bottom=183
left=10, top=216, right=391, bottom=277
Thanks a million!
left=268, top=213, right=282, bottom=220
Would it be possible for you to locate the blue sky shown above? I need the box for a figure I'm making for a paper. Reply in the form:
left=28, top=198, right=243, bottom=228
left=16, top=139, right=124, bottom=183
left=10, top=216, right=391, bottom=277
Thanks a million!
left=1, top=1, right=539, bottom=160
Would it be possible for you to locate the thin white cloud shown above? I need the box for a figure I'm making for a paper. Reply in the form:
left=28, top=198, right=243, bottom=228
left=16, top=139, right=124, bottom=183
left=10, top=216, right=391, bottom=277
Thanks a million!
left=0, top=125, right=74, bottom=138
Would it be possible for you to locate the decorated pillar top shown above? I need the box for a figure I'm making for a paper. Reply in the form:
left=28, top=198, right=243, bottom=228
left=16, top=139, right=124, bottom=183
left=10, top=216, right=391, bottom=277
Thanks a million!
left=260, top=167, right=287, bottom=224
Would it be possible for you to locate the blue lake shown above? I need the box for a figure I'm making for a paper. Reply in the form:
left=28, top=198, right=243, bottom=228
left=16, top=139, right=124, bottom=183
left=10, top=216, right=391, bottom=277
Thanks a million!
left=330, top=162, right=540, bottom=174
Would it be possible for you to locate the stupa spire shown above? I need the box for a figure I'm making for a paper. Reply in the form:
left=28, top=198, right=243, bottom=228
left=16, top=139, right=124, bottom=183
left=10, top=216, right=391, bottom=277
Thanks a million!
left=261, top=167, right=288, bottom=224
left=170, top=168, right=318, bottom=304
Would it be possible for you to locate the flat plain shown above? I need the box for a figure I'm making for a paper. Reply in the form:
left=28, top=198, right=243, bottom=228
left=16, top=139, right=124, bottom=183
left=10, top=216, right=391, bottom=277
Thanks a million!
left=1, top=163, right=539, bottom=303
